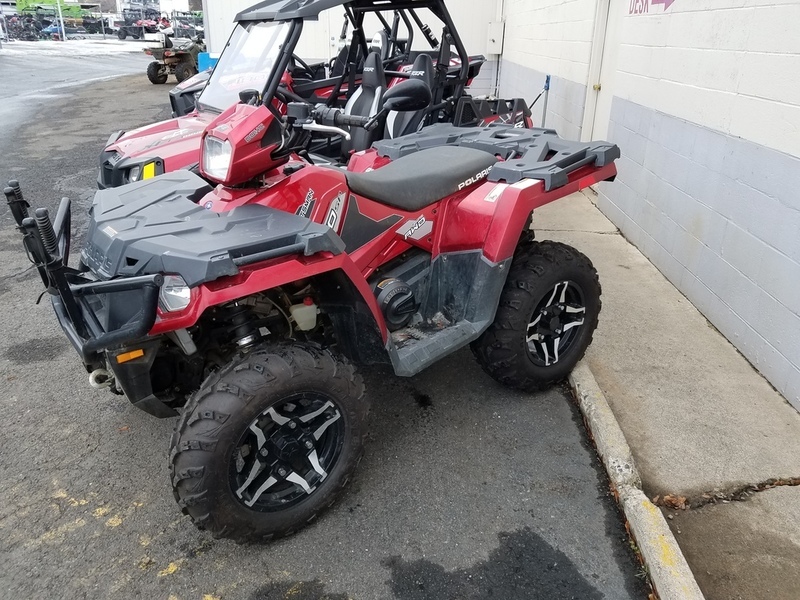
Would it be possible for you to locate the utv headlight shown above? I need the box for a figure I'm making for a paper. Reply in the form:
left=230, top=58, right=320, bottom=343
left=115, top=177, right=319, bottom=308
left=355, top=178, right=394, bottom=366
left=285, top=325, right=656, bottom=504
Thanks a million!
left=202, top=135, right=232, bottom=181
left=128, top=162, right=158, bottom=183
left=159, top=275, right=191, bottom=312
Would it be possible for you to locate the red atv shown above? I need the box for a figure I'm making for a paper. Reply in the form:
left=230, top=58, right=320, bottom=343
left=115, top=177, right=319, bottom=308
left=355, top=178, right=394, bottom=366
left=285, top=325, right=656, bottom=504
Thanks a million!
left=6, top=75, right=619, bottom=542
left=98, top=0, right=529, bottom=188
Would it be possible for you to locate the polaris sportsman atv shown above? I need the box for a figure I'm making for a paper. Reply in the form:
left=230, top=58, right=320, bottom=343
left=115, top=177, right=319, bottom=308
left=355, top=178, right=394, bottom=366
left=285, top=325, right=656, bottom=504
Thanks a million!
left=6, top=72, right=619, bottom=542
left=98, top=0, right=529, bottom=189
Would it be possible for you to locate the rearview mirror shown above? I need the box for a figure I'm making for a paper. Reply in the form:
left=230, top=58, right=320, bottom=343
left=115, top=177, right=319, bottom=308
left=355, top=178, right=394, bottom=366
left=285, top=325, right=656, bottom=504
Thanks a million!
left=382, top=79, right=431, bottom=112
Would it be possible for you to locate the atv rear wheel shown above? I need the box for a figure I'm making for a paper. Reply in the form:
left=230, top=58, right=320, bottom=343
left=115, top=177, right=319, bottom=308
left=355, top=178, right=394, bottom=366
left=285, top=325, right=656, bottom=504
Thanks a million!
left=170, top=344, right=368, bottom=543
left=117, top=28, right=126, bottom=40
left=471, top=240, right=601, bottom=391
left=146, top=61, right=168, bottom=84
left=174, top=62, right=197, bottom=83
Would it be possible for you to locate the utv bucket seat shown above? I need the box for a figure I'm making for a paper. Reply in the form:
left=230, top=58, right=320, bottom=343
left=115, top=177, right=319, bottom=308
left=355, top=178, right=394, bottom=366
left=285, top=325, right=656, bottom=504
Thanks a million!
left=341, top=51, right=385, bottom=155
left=384, top=54, right=435, bottom=139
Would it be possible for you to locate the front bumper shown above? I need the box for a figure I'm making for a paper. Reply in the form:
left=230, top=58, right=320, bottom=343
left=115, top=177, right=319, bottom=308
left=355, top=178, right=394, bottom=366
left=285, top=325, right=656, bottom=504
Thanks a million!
left=4, top=182, right=176, bottom=417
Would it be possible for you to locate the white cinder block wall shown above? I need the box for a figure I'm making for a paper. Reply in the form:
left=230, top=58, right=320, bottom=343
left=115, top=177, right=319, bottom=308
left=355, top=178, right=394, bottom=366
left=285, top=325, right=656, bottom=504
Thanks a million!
left=500, top=0, right=800, bottom=409
left=499, top=0, right=598, bottom=139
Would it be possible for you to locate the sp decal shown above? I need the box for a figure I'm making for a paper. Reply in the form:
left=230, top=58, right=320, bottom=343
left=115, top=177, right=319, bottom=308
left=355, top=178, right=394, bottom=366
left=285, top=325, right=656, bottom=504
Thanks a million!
left=325, top=192, right=346, bottom=233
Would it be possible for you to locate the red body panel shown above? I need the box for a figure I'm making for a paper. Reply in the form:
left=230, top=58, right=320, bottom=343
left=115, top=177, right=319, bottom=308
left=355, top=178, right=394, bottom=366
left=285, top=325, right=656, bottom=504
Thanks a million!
left=152, top=252, right=390, bottom=340
left=106, top=72, right=336, bottom=174
left=150, top=143, right=617, bottom=337
left=108, top=112, right=214, bottom=173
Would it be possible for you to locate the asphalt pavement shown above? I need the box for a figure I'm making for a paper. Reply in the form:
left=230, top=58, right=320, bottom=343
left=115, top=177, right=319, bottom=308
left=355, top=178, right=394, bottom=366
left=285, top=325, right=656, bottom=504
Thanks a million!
left=0, top=51, right=648, bottom=599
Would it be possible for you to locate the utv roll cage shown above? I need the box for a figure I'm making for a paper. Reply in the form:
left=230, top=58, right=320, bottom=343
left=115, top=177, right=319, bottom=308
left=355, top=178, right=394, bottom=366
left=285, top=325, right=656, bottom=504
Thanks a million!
left=231, top=0, right=475, bottom=123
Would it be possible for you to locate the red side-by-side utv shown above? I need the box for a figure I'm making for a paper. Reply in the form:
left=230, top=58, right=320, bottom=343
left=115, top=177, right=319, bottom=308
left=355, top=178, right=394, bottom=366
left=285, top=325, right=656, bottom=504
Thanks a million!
left=98, top=0, right=531, bottom=188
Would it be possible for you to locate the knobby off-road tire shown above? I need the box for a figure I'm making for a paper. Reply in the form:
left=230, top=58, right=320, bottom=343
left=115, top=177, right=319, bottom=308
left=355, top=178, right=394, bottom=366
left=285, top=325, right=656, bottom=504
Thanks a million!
left=174, top=61, right=197, bottom=83
left=471, top=240, right=601, bottom=391
left=117, top=28, right=126, bottom=40
left=146, top=61, right=168, bottom=84
left=170, top=343, right=368, bottom=543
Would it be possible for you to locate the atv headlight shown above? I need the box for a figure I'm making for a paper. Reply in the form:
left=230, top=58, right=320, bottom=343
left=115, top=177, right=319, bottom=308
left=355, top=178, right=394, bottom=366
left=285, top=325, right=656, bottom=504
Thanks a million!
left=202, top=135, right=232, bottom=181
left=159, top=275, right=191, bottom=312
left=128, top=165, right=141, bottom=182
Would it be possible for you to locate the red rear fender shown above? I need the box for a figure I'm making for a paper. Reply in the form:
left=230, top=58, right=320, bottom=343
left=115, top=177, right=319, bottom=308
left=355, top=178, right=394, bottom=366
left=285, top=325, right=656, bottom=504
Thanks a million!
left=436, top=162, right=618, bottom=263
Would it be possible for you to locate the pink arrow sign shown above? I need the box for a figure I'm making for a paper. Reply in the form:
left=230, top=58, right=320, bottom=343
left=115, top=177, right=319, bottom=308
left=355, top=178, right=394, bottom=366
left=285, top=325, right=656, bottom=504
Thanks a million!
left=651, top=0, right=676, bottom=9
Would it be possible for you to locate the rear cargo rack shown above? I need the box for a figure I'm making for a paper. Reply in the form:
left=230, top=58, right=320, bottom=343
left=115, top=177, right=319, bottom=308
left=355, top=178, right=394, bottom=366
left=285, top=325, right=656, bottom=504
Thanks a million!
left=372, top=123, right=620, bottom=191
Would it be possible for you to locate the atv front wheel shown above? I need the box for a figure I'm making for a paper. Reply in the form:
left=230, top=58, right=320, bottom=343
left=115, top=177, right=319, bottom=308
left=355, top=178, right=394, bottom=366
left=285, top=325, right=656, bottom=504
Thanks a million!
left=174, top=62, right=197, bottom=83
left=117, top=28, right=126, bottom=40
left=472, top=240, right=601, bottom=391
left=170, top=344, right=368, bottom=543
left=146, top=61, right=168, bottom=84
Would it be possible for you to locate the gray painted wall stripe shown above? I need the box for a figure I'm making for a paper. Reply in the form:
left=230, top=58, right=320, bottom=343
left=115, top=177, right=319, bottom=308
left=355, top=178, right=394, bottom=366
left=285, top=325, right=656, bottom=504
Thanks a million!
left=598, top=96, right=800, bottom=410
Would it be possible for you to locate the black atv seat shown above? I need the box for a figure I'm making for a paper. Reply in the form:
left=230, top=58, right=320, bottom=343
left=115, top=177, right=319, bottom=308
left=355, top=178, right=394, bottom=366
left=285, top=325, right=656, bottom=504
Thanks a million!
left=345, top=146, right=498, bottom=212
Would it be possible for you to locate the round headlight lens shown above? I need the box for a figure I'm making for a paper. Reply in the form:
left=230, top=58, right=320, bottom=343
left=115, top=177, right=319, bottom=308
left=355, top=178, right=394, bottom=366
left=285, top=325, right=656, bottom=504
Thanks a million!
left=159, top=275, right=191, bottom=312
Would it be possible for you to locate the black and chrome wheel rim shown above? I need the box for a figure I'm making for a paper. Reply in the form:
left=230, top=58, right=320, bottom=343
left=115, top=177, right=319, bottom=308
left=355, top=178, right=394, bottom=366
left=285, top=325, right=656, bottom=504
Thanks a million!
left=526, top=280, right=586, bottom=367
left=229, top=392, right=344, bottom=512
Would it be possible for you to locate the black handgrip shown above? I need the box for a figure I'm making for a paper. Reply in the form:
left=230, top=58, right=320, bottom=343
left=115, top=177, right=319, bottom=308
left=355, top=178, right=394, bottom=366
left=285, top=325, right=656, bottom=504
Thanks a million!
left=333, top=111, right=372, bottom=128
left=35, top=208, right=59, bottom=257
left=4, top=183, right=29, bottom=226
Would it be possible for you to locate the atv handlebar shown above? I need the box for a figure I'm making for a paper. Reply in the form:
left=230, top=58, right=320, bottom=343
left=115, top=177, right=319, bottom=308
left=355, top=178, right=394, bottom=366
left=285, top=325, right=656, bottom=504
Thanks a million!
left=314, top=105, right=380, bottom=131
left=286, top=103, right=381, bottom=139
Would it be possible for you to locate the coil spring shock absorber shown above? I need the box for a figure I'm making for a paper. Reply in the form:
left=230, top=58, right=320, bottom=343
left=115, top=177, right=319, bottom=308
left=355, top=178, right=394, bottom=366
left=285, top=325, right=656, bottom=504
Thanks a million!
left=225, top=303, right=262, bottom=348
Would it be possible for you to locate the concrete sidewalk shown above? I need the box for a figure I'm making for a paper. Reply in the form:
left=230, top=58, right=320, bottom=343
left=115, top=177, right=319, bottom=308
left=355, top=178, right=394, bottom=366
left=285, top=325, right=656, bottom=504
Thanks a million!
left=536, top=191, right=800, bottom=600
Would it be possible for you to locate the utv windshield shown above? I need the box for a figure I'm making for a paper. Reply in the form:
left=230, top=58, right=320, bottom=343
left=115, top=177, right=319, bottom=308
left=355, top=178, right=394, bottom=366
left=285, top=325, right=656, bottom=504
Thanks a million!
left=197, top=21, right=291, bottom=112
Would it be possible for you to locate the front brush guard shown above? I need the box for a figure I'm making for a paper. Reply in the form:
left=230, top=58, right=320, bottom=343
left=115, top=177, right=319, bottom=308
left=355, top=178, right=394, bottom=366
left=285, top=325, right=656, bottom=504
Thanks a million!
left=4, top=181, right=163, bottom=366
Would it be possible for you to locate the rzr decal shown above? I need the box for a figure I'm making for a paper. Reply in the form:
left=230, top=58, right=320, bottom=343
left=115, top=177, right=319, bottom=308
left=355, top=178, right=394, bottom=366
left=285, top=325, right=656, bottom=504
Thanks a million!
left=296, top=189, right=316, bottom=218
left=457, top=167, right=492, bottom=190
left=397, top=216, right=433, bottom=241
left=325, top=192, right=346, bottom=233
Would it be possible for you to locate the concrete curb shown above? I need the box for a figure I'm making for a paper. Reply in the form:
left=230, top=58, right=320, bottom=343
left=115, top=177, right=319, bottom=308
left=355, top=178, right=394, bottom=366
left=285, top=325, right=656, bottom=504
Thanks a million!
left=569, top=361, right=705, bottom=600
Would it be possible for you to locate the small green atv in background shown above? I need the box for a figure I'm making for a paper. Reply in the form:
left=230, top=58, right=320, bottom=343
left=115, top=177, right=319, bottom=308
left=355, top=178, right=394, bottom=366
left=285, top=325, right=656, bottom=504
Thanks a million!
left=145, top=35, right=205, bottom=84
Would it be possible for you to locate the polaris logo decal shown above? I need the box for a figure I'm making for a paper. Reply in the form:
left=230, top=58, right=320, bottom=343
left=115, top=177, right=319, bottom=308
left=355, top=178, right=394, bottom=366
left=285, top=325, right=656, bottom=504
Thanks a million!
left=397, top=216, right=433, bottom=241
left=325, top=192, right=346, bottom=232
left=296, top=189, right=316, bottom=218
left=457, top=167, right=492, bottom=190
left=244, top=122, right=265, bottom=143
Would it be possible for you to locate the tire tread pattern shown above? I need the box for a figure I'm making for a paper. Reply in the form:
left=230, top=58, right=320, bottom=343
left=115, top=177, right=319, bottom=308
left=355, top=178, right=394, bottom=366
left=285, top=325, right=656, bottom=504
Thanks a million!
left=471, top=240, right=601, bottom=391
left=169, top=343, right=366, bottom=543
